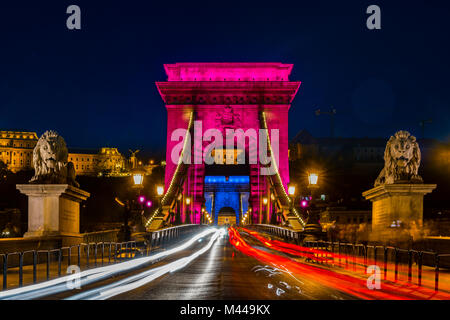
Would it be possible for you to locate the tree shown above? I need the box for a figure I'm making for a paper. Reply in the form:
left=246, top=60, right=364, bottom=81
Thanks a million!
left=0, top=160, right=10, bottom=180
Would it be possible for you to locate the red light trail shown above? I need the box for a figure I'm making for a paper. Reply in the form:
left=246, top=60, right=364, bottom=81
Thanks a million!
left=229, top=227, right=450, bottom=300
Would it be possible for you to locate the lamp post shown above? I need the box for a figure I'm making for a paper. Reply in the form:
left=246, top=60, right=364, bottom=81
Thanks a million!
left=304, top=172, right=322, bottom=242
left=288, top=183, right=296, bottom=207
left=185, top=197, right=191, bottom=224
left=201, top=207, right=205, bottom=224
left=122, top=167, right=145, bottom=242
left=156, top=184, right=164, bottom=223
left=288, top=183, right=296, bottom=226
left=156, top=185, right=164, bottom=208
left=262, top=197, right=268, bottom=224
left=241, top=210, right=250, bottom=226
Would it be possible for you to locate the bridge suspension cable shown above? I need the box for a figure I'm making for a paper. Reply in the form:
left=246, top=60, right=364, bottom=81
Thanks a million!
left=260, top=111, right=306, bottom=227
left=145, top=111, right=194, bottom=228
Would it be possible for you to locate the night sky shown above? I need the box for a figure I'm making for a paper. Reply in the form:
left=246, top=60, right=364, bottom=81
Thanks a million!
left=1, top=1, right=449, bottom=155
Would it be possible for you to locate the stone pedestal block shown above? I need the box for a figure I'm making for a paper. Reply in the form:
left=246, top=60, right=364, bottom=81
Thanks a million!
left=363, top=183, right=436, bottom=241
left=16, top=184, right=90, bottom=238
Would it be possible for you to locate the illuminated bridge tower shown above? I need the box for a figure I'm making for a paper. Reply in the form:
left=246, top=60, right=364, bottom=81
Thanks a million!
left=147, top=63, right=305, bottom=230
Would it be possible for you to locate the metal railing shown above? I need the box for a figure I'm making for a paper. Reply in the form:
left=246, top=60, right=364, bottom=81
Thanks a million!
left=304, top=240, right=450, bottom=292
left=82, top=229, right=120, bottom=244
left=248, top=224, right=302, bottom=243
left=0, top=224, right=205, bottom=291
left=247, top=224, right=450, bottom=292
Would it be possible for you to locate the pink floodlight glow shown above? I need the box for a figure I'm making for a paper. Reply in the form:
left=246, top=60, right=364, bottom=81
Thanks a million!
left=138, top=196, right=145, bottom=203
left=164, top=63, right=294, bottom=81
left=301, top=200, right=308, bottom=208
left=157, top=62, right=301, bottom=223
left=146, top=201, right=152, bottom=208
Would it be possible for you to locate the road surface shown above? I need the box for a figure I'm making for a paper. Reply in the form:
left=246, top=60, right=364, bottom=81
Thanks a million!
left=1, top=227, right=449, bottom=300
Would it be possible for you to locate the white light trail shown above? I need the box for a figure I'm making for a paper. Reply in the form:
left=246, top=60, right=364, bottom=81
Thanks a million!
left=0, top=228, right=217, bottom=300
left=67, top=228, right=224, bottom=300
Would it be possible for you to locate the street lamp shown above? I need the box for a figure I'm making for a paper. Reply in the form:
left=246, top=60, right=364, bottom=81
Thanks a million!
left=132, top=172, right=144, bottom=188
left=185, top=197, right=191, bottom=224
left=123, top=167, right=146, bottom=241
left=308, top=173, right=318, bottom=186
left=156, top=185, right=164, bottom=197
left=131, top=167, right=146, bottom=196
left=304, top=172, right=322, bottom=241
left=287, top=183, right=296, bottom=225
left=308, top=172, right=319, bottom=203
left=156, top=184, right=164, bottom=221
left=288, top=184, right=296, bottom=196
left=263, top=197, right=268, bottom=205
left=201, top=207, right=205, bottom=224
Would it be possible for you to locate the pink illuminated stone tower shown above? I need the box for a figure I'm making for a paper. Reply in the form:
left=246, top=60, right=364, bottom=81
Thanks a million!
left=155, top=63, right=301, bottom=226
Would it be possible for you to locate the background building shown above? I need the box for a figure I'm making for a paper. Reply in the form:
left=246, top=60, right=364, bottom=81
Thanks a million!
left=0, top=130, right=128, bottom=176
left=289, top=129, right=446, bottom=165
left=0, top=130, right=38, bottom=173
left=68, top=149, right=98, bottom=176
left=289, top=129, right=450, bottom=227
left=95, top=147, right=126, bottom=175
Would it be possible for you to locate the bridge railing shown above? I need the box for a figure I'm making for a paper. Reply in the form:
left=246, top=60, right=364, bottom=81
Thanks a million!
left=304, top=240, right=450, bottom=292
left=246, top=225, right=450, bottom=292
left=247, top=224, right=302, bottom=243
left=82, top=229, right=120, bottom=243
left=0, top=224, right=206, bottom=291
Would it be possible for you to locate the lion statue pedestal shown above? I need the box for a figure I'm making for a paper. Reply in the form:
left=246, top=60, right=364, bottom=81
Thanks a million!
left=16, top=130, right=90, bottom=245
left=16, top=184, right=89, bottom=239
left=362, top=131, right=436, bottom=243
left=363, top=184, right=436, bottom=242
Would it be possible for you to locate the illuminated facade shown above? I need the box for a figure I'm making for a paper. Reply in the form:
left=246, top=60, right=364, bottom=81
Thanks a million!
left=69, top=147, right=126, bottom=176
left=96, top=147, right=126, bottom=174
left=0, top=130, right=126, bottom=176
left=155, top=63, right=301, bottom=227
left=0, top=131, right=38, bottom=172
left=68, top=149, right=98, bottom=175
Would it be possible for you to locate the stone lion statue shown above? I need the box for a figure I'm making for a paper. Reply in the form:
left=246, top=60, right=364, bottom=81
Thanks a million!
left=30, top=130, right=79, bottom=187
left=374, top=130, right=422, bottom=186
